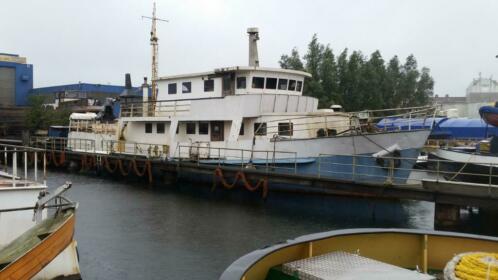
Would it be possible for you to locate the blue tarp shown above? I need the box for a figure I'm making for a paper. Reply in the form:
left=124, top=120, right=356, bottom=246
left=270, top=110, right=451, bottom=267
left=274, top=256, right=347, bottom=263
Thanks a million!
left=377, top=117, right=498, bottom=139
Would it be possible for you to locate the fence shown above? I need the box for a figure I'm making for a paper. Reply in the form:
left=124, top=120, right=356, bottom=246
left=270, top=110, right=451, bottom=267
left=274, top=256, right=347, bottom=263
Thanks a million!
left=0, top=144, right=47, bottom=187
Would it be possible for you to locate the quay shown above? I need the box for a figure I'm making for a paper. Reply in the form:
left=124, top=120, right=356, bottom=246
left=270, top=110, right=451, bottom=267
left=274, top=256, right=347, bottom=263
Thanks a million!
left=4, top=138, right=498, bottom=231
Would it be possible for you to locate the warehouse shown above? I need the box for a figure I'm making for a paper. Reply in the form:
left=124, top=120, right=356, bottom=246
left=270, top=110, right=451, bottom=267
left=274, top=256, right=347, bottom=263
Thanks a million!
left=0, top=53, right=33, bottom=106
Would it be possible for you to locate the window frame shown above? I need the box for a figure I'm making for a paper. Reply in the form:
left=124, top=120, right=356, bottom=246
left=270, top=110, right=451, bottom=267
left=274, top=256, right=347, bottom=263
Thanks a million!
left=265, top=78, right=277, bottom=89
left=239, top=122, right=245, bottom=135
left=288, top=80, right=297, bottom=91
left=182, top=81, right=192, bottom=94
left=186, top=122, right=196, bottom=135
left=278, top=79, right=288, bottom=90
left=199, top=122, right=209, bottom=135
left=236, top=77, right=246, bottom=89
left=156, top=123, right=165, bottom=134
left=145, top=123, right=153, bottom=134
left=254, top=122, right=267, bottom=136
left=252, top=77, right=265, bottom=89
left=278, top=122, right=293, bottom=136
left=204, top=79, right=214, bottom=92
left=168, top=83, right=177, bottom=94
left=296, top=81, right=303, bottom=92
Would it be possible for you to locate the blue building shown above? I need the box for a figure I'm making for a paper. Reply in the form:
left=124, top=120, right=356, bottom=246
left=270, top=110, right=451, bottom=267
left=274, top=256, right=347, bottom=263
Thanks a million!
left=0, top=53, right=33, bottom=106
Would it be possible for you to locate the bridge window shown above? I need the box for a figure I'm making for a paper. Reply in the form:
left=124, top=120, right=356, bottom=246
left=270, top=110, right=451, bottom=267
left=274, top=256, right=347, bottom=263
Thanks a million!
left=168, top=83, right=177, bottom=94
left=182, top=82, right=192, bottom=93
left=199, top=122, right=209, bottom=135
left=252, top=77, right=265, bottom=89
left=288, top=80, right=296, bottom=91
left=278, top=79, right=288, bottom=90
left=204, top=80, right=214, bottom=92
left=237, top=77, right=246, bottom=89
left=266, top=78, right=277, bottom=89
left=296, top=81, right=303, bottom=91
left=156, top=123, right=165, bottom=134
left=254, top=122, right=267, bottom=136
left=278, top=122, right=293, bottom=136
left=186, top=122, right=196, bottom=134
left=145, top=123, right=153, bottom=134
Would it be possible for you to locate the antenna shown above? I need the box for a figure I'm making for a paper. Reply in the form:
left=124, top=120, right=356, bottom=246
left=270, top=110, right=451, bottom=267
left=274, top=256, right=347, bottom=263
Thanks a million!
left=142, top=2, right=168, bottom=103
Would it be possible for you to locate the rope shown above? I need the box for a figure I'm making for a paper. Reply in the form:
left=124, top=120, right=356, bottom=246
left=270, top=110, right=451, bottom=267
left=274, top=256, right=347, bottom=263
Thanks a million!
left=445, top=252, right=498, bottom=280
left=118, top=159, right=132, bottom=176
left=212, top=167, right=268, bottom=199
left=51, top=150, right=65, bottom=167
left=103, top=157, right=118, bottom=173
left=447, top=154, right=475, bottom=182
left=132, top=160, right=148, bottom=177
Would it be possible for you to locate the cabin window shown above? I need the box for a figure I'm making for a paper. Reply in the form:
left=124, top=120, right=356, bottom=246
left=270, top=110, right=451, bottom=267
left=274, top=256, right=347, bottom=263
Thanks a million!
left=239, top=122, right=245, bottom=135
left=254, top=122, right=267, bottom=136
left=296, top=81, right=303, bottom=91
left=252, top=77, right=265, bottom=89
left=145, top=123, right=153, bottom=134
left=156, top=123, right=165, bottom=134
left=199, top=122, right=209, bottom=135
left=237, top=77, right=246, bottom=89
left=182, top=82, right=192, bottom=93
left=278, top=79, right=288, bottom=90
left=288, top=80, right=297, bottom=91
left=186, top=122, right=196, bottom=134
left=265, top=78, right=277, bottom=89
left=168, top=83, right=177, bottom=94
left=278, top=122, right=293, bottom=136
left=204, top=80, right=214, bottom=92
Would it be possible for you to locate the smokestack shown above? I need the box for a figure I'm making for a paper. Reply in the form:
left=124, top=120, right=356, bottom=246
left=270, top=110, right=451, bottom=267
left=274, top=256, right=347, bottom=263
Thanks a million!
left=125, top=73, right=132, bottom=89
left=247, top=27, right=259, bottom=67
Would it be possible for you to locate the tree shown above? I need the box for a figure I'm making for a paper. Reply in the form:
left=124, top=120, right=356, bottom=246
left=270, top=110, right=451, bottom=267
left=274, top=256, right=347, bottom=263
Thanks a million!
left=279, top=47, right=304, bottom=70
left=319, top=45, right=338, bottom=107
left=398, top=54, right=420, bottom=107
left=303, top=34, right=325, bottom=102
left=358, top=50, right=386, bottom=110
left=415, top=67, right=435, bottom=106
left=25, top=96, right=71, bottom=132
left=278, top=37, right=435, bottom=111
left=384, top=56, right=401, bottom=109
left=342, top=51, right=364, bottom=111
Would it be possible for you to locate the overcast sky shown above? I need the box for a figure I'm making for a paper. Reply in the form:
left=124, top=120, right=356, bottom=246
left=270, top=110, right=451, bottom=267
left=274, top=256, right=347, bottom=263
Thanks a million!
left=2, top=0, right=498, bottom=96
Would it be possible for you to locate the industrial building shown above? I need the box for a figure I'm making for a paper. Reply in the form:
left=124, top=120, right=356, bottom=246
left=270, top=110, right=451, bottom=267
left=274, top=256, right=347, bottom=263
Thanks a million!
left=434, top=75, right=498, bottom=117
left=0, top=53, right=33, bottom=106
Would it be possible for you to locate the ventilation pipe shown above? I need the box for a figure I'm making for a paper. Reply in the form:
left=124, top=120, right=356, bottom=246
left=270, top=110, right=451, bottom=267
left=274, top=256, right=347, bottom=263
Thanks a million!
left=247, top=27, right=259, bottom=67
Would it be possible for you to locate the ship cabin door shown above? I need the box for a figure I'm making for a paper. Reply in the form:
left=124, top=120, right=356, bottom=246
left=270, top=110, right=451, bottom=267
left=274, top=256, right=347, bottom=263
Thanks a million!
left=210, top=121, right=224, bottom=141
left=222, top=73, right=235, bottom=97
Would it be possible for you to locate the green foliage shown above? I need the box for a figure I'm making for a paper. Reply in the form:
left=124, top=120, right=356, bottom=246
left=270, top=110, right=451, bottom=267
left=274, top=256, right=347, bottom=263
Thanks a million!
left=25, top=96, right=71, bottom=132
left=280, top=35, right=435, bottom=111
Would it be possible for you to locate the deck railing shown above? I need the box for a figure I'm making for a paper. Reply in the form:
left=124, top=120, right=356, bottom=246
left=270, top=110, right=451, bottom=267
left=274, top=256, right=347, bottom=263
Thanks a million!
left=0, top=143, right=47, bottom=187
left=30, top=136, right=96, bottom=153
left=101, top=140, right=169, bottom=158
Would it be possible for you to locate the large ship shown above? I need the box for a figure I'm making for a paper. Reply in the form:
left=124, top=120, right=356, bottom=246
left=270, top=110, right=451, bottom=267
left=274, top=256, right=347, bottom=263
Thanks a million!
left=67, top=28, right=432, bottom=185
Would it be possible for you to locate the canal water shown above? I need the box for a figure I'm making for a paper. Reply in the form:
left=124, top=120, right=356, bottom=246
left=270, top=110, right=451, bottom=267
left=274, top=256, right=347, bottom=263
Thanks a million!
left=46, top=170, right=435, bottom=280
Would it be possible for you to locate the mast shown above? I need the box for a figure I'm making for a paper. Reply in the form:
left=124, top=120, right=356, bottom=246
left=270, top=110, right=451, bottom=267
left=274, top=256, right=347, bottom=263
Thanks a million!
left=151, top=2, right=158, bottom=102
left=142, top=2, right=168, bottom=103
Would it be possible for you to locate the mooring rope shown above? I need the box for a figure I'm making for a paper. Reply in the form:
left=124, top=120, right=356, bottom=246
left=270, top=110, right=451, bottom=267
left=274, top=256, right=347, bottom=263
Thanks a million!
left=103, top=157, right=118, bottom=173
left=212, top=167, right=268, bottom=199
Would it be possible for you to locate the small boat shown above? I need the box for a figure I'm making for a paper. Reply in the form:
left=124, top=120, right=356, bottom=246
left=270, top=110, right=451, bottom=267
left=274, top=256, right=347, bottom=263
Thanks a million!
left=0, top=182, right=79, bottom=280
left=0, top=144, right=81, bottom=279
left=220, top=228, right=498, bottom=280
left=429, top=147, right=498, bottom=184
